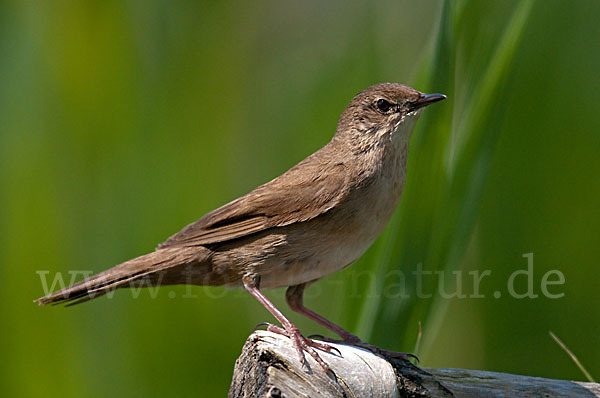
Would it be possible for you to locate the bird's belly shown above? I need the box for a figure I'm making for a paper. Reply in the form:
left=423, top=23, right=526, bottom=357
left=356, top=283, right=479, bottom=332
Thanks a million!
left=258, top=238, right=371, bottom=289
left=216, top=149, right=407, bottom=290
left=258, top=189, right=400, bottom=289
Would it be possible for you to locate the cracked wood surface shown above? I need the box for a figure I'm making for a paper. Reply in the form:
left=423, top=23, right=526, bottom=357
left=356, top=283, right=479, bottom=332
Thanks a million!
left=229, top=331, right=599, bottom=397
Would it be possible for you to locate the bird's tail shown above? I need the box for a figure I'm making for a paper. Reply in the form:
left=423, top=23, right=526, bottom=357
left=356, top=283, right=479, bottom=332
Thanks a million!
left=35, top=247, right=207, bottom=306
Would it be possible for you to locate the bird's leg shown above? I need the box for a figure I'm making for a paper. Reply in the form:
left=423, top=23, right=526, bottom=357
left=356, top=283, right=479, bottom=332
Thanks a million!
left=286, top=282, right=417, bottom=361
left=242, top=276, right=336, bottom=374
left=286, top=283, right=360, bottom=342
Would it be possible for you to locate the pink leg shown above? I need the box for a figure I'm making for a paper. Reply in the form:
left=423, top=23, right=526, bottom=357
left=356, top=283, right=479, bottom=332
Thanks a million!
left=243, top=276, right=335, bottom=374
left=285, top=283, right=360, bottom=342
left=286, top=283, right=416, bottom=361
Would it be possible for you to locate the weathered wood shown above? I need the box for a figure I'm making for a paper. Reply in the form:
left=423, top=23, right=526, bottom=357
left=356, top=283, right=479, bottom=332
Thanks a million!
left=428, top=368, right=599, bottom=398
left=229, top=331, right=599, bottom=398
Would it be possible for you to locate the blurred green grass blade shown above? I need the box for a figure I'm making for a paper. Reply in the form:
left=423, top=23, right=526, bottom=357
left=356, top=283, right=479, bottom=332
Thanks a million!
left=437, top=0, right=536, bottom=266
left=549, top=331, right=596, bottom=383
left=355, top=0, right=536, bottom=352
left=352, top=201, right=403, bottom=340
left=415, top=0, right=536, bottom=356
left=450, top=0, right=536, bottom=177
left=354, top=0, right=456, bottom=341
left=413, top=0, right=455, bottom=94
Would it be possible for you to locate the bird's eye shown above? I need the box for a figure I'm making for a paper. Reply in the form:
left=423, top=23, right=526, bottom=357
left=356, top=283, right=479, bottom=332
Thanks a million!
left=375, top=98, right=393, bottom=113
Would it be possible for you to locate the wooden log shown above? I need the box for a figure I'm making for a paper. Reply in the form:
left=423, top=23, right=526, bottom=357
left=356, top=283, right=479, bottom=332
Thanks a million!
left=229, top=331, right=599, bottom=397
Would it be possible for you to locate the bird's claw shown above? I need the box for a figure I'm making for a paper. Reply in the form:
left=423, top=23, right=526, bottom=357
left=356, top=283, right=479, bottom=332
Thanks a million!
left=257, top=324, right=338, bottom=375
left=253, top=322, right=272, bottom=331
left=314, top=335, right=419, bottom=363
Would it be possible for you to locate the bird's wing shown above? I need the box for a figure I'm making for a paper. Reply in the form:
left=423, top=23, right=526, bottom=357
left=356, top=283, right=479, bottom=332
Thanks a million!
left=157, top=151, right=349, bottom=248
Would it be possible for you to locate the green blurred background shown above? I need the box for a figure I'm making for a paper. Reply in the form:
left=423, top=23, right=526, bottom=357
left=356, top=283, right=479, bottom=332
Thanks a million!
left=2, top=0, right=599, bottom=396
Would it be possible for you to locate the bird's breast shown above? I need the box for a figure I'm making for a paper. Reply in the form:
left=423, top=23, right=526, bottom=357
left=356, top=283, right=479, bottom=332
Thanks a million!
left=333, top=142, right=409, bottom=260
left=255, top=141, right=410, bottom=289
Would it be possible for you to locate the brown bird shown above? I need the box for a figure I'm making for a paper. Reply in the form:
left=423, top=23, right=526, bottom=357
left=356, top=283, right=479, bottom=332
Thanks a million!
left=36, top=83, right=445, bottom=373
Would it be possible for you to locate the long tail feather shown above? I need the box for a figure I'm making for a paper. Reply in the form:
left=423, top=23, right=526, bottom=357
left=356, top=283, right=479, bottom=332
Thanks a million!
left=34, top=247, right=206, bottom=306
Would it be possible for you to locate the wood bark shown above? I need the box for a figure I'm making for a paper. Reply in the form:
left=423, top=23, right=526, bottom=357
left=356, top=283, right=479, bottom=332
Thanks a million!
left=229, top=331, right=599, bottom=397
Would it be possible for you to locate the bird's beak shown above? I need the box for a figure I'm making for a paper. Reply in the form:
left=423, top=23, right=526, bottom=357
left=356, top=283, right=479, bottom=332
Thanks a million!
left=409, top=93, right=447, bottom=111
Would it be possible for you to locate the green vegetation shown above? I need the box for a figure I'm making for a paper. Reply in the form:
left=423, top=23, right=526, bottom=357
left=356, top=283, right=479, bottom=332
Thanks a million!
left=1, top=1, right=598, bottom=395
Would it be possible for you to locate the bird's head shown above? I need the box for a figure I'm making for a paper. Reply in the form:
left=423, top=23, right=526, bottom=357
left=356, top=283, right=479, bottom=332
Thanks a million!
left=335, top=83, right=445, bottom=149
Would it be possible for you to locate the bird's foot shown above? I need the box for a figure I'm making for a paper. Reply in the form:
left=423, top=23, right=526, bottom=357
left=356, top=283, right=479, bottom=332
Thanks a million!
left=255, top=322, right=340, bottom=375
left=308, top=333, right=419, bottom=363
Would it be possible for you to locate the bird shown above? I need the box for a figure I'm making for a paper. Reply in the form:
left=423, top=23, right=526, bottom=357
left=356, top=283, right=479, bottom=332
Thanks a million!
left=36, top=83, right=445, bottom=373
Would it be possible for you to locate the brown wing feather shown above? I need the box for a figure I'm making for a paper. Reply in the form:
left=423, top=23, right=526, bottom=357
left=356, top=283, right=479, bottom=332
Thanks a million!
left=157, top=145, right=349, bottom=248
